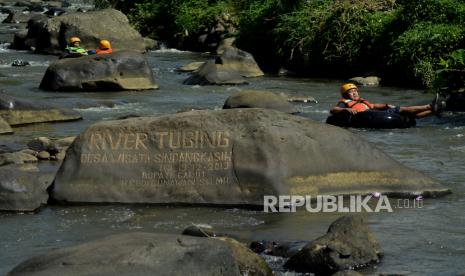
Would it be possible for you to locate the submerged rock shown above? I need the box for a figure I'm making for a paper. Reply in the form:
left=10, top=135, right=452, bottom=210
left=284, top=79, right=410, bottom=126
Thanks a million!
left=0, top=117, right=13, bottom=134
left=285, top=215, right=383, bottom=274
left=39, top=50, right=158, bottom=91
left=223, top=90, right=298, bottom=114
left=176, top=61, right=205, bottom=72
left=8, top=232, right=272, bottom=275
left=0, top=164, right=53, bottom=212
left=0, top=93, right=81, bottom=125
left=51, top=108, right=448, bottom=205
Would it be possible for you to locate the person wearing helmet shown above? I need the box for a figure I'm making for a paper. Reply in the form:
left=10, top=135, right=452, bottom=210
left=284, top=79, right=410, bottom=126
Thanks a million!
left=330, top=83, right=443, bottom=118
left=96, top=39, right=113, bottom=54
left=64, top=36, right=88, bottom=57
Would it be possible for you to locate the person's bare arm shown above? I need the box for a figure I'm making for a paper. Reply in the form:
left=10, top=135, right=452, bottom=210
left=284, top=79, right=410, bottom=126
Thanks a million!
left=330, top=106, right=357, bottom=115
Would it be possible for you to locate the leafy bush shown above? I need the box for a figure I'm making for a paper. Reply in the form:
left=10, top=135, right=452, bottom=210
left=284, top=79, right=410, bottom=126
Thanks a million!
left=390, top=22, right=465, bottom=86
left=434, top=49, right=465, bottom=92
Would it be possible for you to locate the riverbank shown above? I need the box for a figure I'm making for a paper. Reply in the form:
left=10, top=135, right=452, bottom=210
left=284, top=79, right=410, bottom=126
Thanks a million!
left=96, top=0, right=465, bottom=91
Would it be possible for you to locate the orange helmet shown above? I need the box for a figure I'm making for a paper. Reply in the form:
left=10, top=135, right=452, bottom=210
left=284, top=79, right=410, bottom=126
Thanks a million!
left=99, top=39, right=111, bottom=50
left=340, top=83, right=358, bottom=95
left=69, top=36, right=81, bottom=44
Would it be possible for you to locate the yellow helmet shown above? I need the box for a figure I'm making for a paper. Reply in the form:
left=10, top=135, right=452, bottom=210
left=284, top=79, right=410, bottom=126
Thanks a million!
left=99, top=39, right=111, bottom=50
left=69, top=36, right=81, bottom=44
left=340, top=83, right=358, bottom=95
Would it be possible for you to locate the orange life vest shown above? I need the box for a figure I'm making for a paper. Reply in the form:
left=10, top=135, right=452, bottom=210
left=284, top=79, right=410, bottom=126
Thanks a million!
left=338, top=98, right=374, bottom=113
left=96, top=48, right=113, bottom=54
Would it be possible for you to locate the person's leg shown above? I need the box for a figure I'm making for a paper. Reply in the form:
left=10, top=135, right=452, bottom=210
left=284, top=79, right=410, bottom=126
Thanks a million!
left=399, top=104, right=432, bottom=114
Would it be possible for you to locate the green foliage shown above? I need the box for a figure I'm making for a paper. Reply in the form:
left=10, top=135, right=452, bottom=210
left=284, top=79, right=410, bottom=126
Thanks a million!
left=390, top=22, right=464, bottom=87
left=175, top=1, right=233, bottom=36
left=397, top=0, right=465, bottom=27
left=274, top=0, right=395, bottom=70
left=122, top=0, right=465, bottom=87
left=434, top=49, right=465, bottom=92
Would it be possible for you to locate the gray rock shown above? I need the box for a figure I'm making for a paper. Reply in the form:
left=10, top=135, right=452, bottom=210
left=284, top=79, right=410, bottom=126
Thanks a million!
left=183, top=60, right=247, bottom=85
left=52, top=109, right=448, bottom=205
left=183, top=47, right=263, bottom=85
left=37, top=151, right=50, bottom=160
left=0, top=151, right=38, bottom=166
left=223, top=90, right=298, bottom=114
left=177, top=61, right=205, bottom=72
left=182, top=225, right=237, bottom=239
left=0, top=164, right=53, bottom=211
left=0, top=117, right=13, bottom=134
left=285, top=215, right=383, bottom=274
left=40, top=50, right=158, bottom=91
left=27, top=137, right=53, bottom=152
left=216, top=37, right=236, bottom=55
left=0, top=93, right=82, bottom=126
left=250, top=240, right=307, bottom=258
left=8, top=232, right=272, bottom=275
left=17, top=9, right=149, bottom=55
left=349, top=76, right=381, bottom=86
left=217, top=47, right=264, bottom=77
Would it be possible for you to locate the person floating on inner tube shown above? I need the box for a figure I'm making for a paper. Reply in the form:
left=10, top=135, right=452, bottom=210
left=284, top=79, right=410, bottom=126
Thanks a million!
left=330, top=83, right=445, bottom=118
left=64, top=36, right=88, bottom=58
left=95, top=39, right=113, bottom=54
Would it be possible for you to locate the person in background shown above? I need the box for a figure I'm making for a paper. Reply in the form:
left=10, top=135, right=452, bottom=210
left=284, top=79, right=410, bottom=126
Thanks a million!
left=330, top=83, right=445, bottom=118
left=96, top=39, right=113, bottom=54
left=64, top=36, right=88, bottom=57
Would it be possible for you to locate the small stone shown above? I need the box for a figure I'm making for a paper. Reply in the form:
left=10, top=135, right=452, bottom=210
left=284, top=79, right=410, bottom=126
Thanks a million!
left=37, top=151, right=50, bottom=160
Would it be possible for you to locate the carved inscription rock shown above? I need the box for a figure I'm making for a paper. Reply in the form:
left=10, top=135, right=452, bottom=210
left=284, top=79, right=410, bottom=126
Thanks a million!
left=52, top=109, right=449, bottom=205
left=40, top=50, right=158, bottom=92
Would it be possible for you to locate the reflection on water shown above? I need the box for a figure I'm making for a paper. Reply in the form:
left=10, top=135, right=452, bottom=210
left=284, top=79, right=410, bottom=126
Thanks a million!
left=0, top=48, right=464, bottom=275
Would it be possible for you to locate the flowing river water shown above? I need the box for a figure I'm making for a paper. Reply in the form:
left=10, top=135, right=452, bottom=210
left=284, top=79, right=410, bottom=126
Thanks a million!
left=0, top=12, right=465, bottom=276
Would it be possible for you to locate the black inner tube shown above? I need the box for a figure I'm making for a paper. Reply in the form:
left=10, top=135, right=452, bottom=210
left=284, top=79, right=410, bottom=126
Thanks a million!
left=326, top=110, right=416, bottom=129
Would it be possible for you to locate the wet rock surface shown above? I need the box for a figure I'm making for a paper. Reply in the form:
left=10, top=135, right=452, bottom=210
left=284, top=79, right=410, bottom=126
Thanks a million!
left=285, top=215, right=383, bottom=274
left=0, top=163, right=54, bottom=212
left=223, top=90, right=299, bottom=114
left=8, top=232, right=272, bottom=276
left=0, top=93, right=82, bottom=125
left=52, top=108, right=448, bottom=205
left=39, top=50, right=158, bottom=91
left=183, top=47, right=263, bottom=85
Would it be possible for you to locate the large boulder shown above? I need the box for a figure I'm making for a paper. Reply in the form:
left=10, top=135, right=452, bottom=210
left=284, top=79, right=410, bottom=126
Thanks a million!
left=8, top=232, right=272, bottom=275
left=223, top=90, right=298, bottom=114
left=218, top=47, right=264, bottom=77
left=39, top=50, right=158, bottom=91
left=51, top=108, right=448, bottom=205
left=14, top=9, right=151, bottom=55
left=183, top=60, right=247, bottom=85
left=183, top=47, right=263, bottom=85
left=285, top=216, right=383, bottom=274
left=0, top=164, right=53, bottom=212
left=0, top=93, right=81, bottom=125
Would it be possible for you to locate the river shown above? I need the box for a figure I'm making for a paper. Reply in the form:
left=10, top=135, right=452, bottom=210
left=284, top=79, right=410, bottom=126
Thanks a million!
left=0, top=13, right=464, bottom=276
